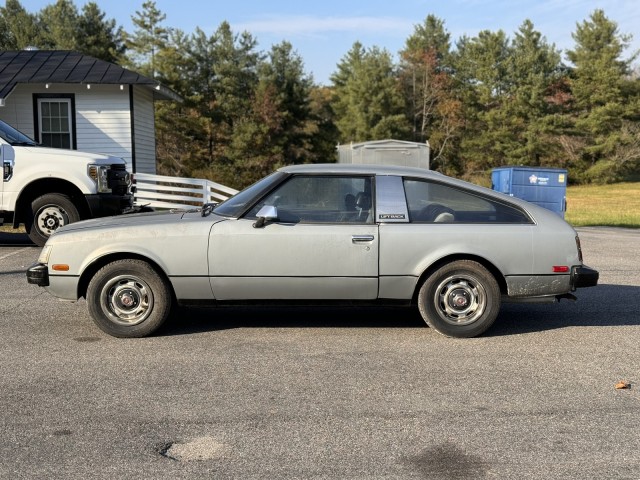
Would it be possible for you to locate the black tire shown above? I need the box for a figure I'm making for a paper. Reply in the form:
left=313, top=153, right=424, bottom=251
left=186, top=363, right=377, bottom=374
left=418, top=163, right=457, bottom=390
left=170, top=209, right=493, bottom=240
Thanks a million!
left=27, top=193, right=80, bottom=246
left=418, top=260, right=500, bottom=338
left=86, top=259, right=172, bottom=338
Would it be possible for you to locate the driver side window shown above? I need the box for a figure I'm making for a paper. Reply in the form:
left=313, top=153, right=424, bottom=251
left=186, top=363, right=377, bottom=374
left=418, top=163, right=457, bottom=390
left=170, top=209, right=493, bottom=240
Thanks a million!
left=246, top=175, right=373, bottom=224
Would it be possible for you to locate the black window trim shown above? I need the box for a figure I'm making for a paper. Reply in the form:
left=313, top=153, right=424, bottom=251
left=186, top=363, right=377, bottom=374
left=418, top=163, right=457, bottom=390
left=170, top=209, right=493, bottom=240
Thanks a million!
left=241, top=172, right=377, bottom=225
left=32, top=93, right=77, bottom=150
left=401, top=176, right=535, bottom=225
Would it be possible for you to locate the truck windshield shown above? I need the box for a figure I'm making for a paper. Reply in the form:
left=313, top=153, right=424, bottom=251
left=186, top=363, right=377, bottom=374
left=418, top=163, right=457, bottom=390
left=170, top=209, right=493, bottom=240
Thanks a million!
left=0, top=120, right=38, bottom=146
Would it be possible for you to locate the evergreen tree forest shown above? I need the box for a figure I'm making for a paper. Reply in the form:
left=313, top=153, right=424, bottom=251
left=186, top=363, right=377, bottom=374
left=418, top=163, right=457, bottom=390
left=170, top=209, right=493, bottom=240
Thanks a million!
left=2, top=0, right=639, bottom=188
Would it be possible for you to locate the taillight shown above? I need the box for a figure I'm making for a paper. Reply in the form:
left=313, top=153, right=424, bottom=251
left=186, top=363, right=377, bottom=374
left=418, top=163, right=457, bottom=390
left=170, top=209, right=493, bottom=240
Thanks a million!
left=575, top=235, right=583, bottom=263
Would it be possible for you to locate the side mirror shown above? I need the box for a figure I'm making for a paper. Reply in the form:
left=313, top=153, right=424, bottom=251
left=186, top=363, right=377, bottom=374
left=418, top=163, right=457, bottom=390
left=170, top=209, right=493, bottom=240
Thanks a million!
left=1, top=144, right=15, bottom=181
left=253, top=205, right=278, bottom=228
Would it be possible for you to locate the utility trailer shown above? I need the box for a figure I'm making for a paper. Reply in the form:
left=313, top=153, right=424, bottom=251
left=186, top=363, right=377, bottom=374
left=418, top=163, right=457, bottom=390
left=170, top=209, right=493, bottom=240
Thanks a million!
left=337, top=139, right=430, bottom=169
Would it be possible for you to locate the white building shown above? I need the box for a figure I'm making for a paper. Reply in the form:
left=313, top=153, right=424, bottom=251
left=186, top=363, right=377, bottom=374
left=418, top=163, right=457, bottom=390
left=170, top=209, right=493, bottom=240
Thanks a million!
left=0, top=50, right=181, bottom=173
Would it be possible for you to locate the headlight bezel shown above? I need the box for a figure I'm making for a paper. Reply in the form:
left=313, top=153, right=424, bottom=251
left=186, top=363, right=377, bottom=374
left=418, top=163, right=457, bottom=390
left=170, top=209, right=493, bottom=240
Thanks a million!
left=88, top=164, right=111, bottom=193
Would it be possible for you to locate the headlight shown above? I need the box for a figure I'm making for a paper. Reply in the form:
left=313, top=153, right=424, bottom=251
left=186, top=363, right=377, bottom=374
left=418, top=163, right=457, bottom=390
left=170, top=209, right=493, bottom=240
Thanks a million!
left=88, top=164, right=110, bottom=193
left=38, top=245, right=52, bottom=264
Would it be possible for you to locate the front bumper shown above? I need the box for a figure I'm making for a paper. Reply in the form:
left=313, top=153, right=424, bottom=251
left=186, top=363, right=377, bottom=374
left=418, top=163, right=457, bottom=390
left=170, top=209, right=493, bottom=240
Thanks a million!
left=85, top=193, right=134, bottom=218
left=27, top=263, right=49, bottom=287
left=571, top=265, right=599, bottom=290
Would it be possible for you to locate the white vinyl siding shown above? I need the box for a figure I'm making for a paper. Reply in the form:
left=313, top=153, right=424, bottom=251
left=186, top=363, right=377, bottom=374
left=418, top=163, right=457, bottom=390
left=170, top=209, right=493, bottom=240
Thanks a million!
left=74, top=85, right=132, bottom=168
left=0, top=85, right=37, bottom=137
left=0, top=83, right=159, bottom=173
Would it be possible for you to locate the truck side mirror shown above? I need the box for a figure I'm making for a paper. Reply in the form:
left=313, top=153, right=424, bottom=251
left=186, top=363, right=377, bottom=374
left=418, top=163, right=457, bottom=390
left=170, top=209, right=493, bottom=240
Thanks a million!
left=1, top=144, right=15, bottom=181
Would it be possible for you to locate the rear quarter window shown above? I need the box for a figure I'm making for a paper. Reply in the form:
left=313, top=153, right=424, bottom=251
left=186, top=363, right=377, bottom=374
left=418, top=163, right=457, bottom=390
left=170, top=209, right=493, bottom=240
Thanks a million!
left=403, top=178, right=532, bottom=224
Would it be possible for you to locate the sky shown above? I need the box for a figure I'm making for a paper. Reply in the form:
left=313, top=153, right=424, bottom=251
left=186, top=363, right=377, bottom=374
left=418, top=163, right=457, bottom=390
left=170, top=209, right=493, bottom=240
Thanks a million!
left=14, top=0, right=640, bottom=84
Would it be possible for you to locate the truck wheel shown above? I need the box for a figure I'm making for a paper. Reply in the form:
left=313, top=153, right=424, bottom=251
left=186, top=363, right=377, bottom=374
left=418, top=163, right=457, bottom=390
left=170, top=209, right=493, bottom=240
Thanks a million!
left=27, top=193, right=80, bottom=246
left=418, top=260, right=501, bottom=338
left=87, top=259, right=172, bottom=338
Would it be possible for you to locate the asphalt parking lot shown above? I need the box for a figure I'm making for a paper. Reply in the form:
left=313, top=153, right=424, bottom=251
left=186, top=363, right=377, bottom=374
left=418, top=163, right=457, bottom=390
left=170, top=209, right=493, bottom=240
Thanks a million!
left=1, top=227, right=639, bottom=479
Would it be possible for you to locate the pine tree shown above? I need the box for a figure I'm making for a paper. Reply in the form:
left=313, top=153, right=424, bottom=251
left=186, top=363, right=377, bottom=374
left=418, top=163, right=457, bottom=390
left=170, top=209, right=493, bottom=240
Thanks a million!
left=331, top=42, right=410, bottom=142
left=153, top=22, right=263, bottom=182
left=566, top=9, right=639, bottom=182
left=0, top=14, right=11, bottom=49
left=125, top=0, right=169, bottom=78
left=504, top=20, right=563, bottom=166
left=226, top=41, right=316, bottom=185
left=306, top=85, right=340, bottom=164
left=399, top=15, right=462, bottom=173
left=153, top=29, right=205, bottom=177
left=40, top=0, right=79, bottom=50
left=76, top=2, right=125, bottom=62
left=259, top=41, right=312, bottom=160
left=403, top=15, right=451, bottom=62
left=1, top=0, right=123, bottom=59
left=0, top=0, right=45, bottom=49
left=567, top=9, right=632, bottom=109
left=453, top=30, right=513, bottom=173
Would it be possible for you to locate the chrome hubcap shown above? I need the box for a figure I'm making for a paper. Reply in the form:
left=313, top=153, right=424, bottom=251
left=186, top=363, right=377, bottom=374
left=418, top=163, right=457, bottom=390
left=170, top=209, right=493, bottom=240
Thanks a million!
left=100, top=275, right=154, bottom=326
left=435, top=274, right=486, bottom=326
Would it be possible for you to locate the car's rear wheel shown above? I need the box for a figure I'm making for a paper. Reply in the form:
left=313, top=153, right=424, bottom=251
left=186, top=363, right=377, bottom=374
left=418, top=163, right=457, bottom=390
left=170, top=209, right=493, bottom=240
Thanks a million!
left=418, top=260, right=500, bottom=338
left=86, top=259, right=171, bottom=338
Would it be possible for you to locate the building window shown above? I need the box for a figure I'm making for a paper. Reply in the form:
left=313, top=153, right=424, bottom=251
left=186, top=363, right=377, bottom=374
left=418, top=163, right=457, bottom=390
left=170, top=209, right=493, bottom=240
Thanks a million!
left=37, top=98, right=73, bottom=149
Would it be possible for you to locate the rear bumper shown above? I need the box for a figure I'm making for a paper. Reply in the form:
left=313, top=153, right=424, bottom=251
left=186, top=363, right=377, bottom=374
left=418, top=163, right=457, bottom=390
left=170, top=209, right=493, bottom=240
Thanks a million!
left=571, top=265, right=599, bottom=290
left=27, top=263, right=49, bottom=287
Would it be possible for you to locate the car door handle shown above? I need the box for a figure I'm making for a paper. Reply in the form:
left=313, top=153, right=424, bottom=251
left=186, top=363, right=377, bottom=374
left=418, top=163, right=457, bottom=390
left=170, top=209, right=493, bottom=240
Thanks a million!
left=352, top=235, right=375, bottom=243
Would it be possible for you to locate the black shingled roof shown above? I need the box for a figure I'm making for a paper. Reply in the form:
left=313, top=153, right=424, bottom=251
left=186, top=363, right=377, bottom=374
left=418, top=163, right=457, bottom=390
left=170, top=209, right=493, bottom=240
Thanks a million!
left=0, top=50, right=181, bottom=102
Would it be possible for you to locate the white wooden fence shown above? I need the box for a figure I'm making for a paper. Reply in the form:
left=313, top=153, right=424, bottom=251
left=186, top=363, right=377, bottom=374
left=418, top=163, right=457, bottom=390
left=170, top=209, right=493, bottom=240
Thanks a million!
left=133, top=173, right=239, bottom=210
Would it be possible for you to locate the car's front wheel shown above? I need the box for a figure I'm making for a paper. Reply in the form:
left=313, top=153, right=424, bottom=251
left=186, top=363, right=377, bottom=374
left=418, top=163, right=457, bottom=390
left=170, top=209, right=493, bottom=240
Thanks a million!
left=418, top=260, right=500, bottom=338
left=86, top=259, right=172, bottom=338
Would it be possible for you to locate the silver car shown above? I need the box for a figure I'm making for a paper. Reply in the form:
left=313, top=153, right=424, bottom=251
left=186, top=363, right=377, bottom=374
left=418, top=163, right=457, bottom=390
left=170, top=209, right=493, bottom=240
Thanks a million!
left=27, top=164, right=598, bottom=338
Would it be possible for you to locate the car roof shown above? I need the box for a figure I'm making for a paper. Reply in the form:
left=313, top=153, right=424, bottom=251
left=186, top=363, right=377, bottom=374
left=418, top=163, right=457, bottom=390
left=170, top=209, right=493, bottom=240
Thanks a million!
left=277, top=163, right=554, bottom=219
left=278, top=163, right=441, bottom=178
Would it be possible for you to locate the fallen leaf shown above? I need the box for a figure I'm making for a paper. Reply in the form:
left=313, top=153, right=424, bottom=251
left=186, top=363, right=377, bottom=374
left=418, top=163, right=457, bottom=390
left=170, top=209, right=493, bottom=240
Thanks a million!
left=615, top=380, right=631, bottom=389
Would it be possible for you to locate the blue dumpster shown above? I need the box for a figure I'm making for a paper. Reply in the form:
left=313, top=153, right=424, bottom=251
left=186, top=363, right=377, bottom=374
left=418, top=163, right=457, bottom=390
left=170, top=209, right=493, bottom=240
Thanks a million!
left=491, top=167, right=568, bottom=217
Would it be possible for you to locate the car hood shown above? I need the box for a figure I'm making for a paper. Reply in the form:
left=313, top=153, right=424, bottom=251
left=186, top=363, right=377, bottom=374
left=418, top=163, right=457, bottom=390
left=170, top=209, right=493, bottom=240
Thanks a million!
left=14, top=145, right=125, bottom=165
left=53, top=209, right=226, bottom=235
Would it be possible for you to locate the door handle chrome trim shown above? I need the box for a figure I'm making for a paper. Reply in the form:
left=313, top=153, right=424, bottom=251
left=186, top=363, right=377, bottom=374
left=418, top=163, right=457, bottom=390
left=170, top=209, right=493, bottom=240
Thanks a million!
left=352, top=235, right=375, bottom=243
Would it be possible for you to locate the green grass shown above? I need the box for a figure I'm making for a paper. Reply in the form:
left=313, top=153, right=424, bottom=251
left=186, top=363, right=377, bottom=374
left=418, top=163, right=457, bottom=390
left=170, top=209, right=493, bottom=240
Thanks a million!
left=566, top=182, right=640, bottom=228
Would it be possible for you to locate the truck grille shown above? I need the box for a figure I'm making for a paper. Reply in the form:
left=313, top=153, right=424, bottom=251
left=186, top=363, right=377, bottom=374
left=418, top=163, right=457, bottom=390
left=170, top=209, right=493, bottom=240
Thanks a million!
left=107, top=164, right=131, bottom=195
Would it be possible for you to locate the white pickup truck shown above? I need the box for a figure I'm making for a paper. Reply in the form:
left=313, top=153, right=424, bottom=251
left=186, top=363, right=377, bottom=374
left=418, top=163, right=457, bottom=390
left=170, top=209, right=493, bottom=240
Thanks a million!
left=1, top=119, right=134, bottom=246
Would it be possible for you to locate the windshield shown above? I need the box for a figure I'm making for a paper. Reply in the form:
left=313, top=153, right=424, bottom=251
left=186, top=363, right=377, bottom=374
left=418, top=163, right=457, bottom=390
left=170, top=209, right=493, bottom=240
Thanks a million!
left=213, top=171, right=287, bottom=217
left=0, top=120, right=38, bottom=146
